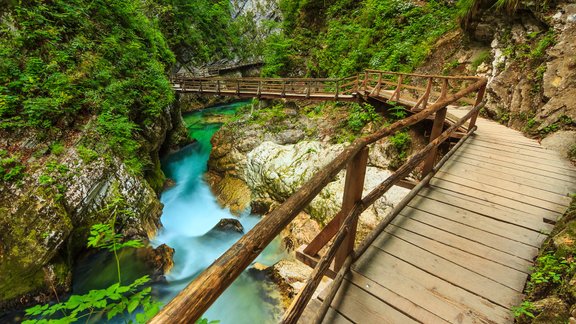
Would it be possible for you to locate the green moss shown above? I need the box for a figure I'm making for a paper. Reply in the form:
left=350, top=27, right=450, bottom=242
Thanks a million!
left=471, top=49, right=491, bottom=72
left=145, top=154, right=166, bottom=194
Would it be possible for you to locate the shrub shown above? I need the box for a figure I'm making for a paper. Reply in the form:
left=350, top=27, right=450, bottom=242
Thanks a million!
left=347, top=103, right=381, bottom=133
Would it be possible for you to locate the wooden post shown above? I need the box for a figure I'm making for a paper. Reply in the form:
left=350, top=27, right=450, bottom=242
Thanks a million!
left=371, top=72, right=382, bottom=96
left=468, top=85, right=486, bottom=130
left=392, top=74, right=404, bottom=101
left=335, top=80, right=339, bottom=99
left=334, top=147, right=368, bottom=270
left=439, top=78, right=448, bottom=99
left=421, top=77, right=433, bottom=110
left=422, top=106, right=447, bottom=176
left=216, top=79, right=221, bottom=95
left=236, top=80, right=240, bottom=95
left=354, top=74, right=359, bottom=93
left=362, top=71, right=368, bottom=94
left=306, top=81, right=311, bottom=98
left=257, top=80, right=262, bottom=97
left=282, top=81, right=286, bottom=97
left=199, top=80, right=203, bottom=94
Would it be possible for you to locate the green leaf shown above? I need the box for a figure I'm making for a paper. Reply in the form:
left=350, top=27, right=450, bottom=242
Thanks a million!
left=127, top=298, right=139, bottom=313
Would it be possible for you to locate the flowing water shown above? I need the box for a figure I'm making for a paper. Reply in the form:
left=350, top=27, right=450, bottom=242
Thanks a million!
left=69, top=101, right=287, bottom=323
left=151, top=101, right=287, bottom=323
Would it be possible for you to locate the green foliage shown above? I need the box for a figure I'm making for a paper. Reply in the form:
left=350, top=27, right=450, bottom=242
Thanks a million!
left=77, top=145, right=99, bottom=164
left=387, top=102, right=407, bottom=121
left=24, top=189, right=160, bottom=323
left=388, top=130, right=411, bottom=169
left=142, top=0, right=224, bottom=62
left=50, top=142, right=65, bottom=155
left=471, top=50, right=491, bottom=72
left=527, top=252, right=576, bottom=291
left=262, top=32, right=296, bottom=77
left=347, top=103, right=381, bottom=133
left=529, top=31, right=555, bottom=59
left=0, top=0, right=175, bottom=174
left=540, top=115, right=574, bottom=135
left=266, top=0, right=460, bottom=77
left=248, top=104, right=290, bottom=132
left=512, top=300, right=535, bottom=319
left=196, top=319, right=221, bottom=324
left=0, top=150, right=25, bottom=182
left=87, top=223, right=144, bottom=252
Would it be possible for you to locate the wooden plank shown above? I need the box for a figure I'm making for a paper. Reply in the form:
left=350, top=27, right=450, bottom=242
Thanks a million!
left=430, top=177, right=564, bottom=219
left=433, top=172, right=568, bottom=214
left=320, top=308, right=354, bottom=324
left=463, top=140, right=567, bottom=161
left=370, top=233, right=524, bottom=308
left=353, top=246, right=513, bottom=323
left=441, top=157, right=573, bottom=196
left=301, top=298, right=323, bottom=324
left=475, top=136, right=542, bottom=147
left=446, top=154, right=575, bottom=191
left=327, top=278, right=419, bottom=324
left=341, top=273, right=450, bottom=324
left=408, top=195, right=547, bottom=248
left=436, top=168, right=571, bottom=207
left=392, top=215, right=532, bottom=272
left=451, top=151, right=576, bottom=183
left=472, top=136, right=548, bottom=150
left=430, top=180, right=561, bottom=223
left=418, top=187, right=554, bottom=232
left=458, top=141, right=574, bottom=170
left=384, top=223, right=528, bottom=290
left=400, top=206, right=538, bottom=262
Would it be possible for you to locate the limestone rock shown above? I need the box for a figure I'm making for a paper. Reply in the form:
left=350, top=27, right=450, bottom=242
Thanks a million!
left=212, top=174, right=252, bottom=214
left=244, top=141, right=409, bottom=238
left=541, top=131, right=576, bottom=160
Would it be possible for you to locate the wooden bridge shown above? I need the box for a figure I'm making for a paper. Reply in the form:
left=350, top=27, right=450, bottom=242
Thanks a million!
left=154, top=71, right=576, bottom=323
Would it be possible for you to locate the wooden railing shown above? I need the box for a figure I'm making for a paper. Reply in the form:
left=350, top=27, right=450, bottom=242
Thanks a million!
left=172, top=70, right=482, bottom=108
left=153, top=71, right=487, bottom=324
left=171, top=75, right=358, bottom=101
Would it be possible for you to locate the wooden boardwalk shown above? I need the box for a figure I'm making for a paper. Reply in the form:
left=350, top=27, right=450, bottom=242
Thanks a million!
left=311, top=110, right=576, bottom=323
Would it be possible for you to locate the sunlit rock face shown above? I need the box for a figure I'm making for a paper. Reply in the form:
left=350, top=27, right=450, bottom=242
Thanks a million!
left=244, top=140, right=409, bottom=236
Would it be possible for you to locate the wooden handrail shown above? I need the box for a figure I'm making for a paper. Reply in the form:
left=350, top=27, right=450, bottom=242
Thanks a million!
left=283, top=102, right=487, bottom=323
left=312, top=113, right=482, bottom=324
left=152, top=73, right=487, bottom=323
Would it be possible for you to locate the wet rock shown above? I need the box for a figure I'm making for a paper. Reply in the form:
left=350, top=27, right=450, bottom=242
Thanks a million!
left=212, top=174, right=252, bottom=214
left=210, top=218, right=245, bottom=234
left=251, top=199, right=274, bottom=215
left=137, top=244, right=175, bottom=281
left=163, top=178, right=176, bottom=190
left=532, top=296, right=570, bottom=324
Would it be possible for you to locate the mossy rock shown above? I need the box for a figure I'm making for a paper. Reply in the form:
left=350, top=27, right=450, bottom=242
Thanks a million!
left=553, top=220, right=576, bottom=258
left=0, top=187, right=72, bottom=304
left=532, top=296, right=570, bottom=324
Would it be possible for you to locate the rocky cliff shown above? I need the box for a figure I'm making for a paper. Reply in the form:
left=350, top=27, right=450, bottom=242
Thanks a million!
left=0, top=102, right=188, bottom=311
left=420, top=0, right=576, bottom=160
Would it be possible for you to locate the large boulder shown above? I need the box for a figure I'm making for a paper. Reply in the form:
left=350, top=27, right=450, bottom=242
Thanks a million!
left=244, top=141, right=409, bottom=236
